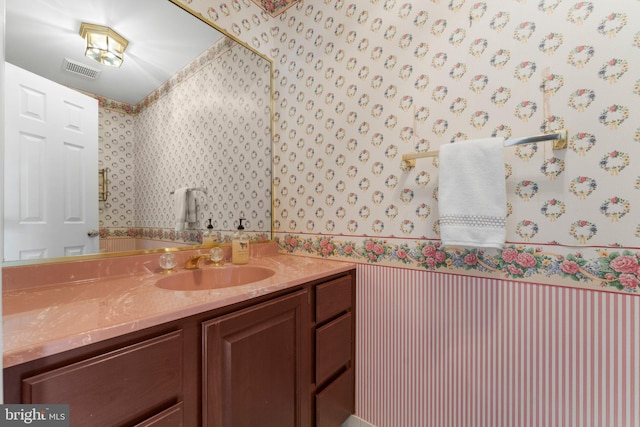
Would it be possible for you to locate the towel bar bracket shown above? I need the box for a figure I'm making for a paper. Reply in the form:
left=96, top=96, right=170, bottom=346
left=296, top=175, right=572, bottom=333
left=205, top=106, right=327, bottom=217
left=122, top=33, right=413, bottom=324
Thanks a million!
left=551, top=129, right=568, bottom=150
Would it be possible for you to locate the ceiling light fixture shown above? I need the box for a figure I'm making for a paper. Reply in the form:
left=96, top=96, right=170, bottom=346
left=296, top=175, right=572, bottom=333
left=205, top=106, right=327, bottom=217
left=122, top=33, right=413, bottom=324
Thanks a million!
left=79, top=22, right=128, bottom=68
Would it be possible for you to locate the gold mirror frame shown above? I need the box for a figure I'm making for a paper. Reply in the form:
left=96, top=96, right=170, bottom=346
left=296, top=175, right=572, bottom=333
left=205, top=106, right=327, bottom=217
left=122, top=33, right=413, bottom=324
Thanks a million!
left=3, top=1, right=274, bottom=267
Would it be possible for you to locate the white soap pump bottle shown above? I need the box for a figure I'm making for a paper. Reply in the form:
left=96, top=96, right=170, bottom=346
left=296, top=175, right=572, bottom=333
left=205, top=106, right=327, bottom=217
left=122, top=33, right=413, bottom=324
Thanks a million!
left=232, top=218, right=250, bottom=265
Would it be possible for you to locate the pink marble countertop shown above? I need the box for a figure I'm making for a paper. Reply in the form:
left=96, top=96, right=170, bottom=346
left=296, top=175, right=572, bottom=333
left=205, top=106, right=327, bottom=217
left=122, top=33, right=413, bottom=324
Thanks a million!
left=3, top=252, right=355, bottom=368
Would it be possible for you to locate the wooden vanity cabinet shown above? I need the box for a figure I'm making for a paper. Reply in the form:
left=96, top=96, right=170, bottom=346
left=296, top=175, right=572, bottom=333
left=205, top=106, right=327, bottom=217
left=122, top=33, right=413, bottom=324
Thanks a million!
left=3, top=270, right=356, bottom=427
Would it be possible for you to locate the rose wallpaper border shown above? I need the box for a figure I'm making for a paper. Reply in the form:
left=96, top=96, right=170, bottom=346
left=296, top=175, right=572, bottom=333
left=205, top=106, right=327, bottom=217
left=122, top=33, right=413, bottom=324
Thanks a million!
left=100, top=227, right=270, bottom=245
left=276, top=233, right=640, bottom=295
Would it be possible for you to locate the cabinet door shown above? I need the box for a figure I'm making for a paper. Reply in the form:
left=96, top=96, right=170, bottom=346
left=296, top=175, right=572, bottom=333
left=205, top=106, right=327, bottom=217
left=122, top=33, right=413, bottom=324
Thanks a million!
left=22, top=331, right=183, bottom=427
left=203, top=290, right=310, bottom=427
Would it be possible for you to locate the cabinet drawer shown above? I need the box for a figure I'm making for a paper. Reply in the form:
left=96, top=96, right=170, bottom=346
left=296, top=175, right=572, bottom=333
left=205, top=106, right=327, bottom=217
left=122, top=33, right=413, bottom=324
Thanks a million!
left=134, top=402, right=183, bottom=427
left=22, top=330, right=183, bottom=427
left=316, top=275, right=352, bottom=324
left=316, top=312, right=352, bottom=386
left=316, top=367, right=355, bottom=427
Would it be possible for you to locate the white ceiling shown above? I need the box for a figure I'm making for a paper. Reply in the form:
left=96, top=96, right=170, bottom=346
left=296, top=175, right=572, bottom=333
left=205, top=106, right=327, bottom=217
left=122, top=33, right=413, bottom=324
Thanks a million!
left=5, top=0, right=224, bottom=105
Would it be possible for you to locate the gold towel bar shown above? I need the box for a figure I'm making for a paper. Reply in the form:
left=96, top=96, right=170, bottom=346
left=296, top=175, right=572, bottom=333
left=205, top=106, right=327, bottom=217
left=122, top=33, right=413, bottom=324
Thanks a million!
left=402, top=129, right=568, bottom=168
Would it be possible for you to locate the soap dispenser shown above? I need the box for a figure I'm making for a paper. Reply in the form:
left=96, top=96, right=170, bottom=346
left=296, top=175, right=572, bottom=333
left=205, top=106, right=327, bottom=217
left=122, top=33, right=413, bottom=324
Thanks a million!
left=232, top=218, right=250, bottom=265
left=203, top=219, right=217, bottom=246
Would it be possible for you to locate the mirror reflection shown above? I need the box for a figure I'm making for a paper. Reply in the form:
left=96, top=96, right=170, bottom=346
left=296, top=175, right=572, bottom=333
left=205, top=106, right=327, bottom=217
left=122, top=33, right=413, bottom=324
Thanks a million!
left=4, top=0, right=272, bottom=263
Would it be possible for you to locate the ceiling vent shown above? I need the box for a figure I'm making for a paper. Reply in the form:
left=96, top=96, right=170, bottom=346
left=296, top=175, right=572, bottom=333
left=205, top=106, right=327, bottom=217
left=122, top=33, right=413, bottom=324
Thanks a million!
left=62, top=58, right=102, bottom=79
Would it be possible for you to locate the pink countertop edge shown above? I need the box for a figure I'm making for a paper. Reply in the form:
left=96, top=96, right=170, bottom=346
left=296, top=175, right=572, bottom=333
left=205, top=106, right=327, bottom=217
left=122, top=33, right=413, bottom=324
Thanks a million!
left=3, top=248, right=355, bottom=368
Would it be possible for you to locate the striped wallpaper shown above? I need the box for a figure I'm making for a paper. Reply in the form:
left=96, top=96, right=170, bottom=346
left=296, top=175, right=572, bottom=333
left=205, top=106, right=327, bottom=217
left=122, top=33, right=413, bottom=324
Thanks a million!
left=99, top=238, right=136, bottom=253
left=356, top=264, right=640, bottom=427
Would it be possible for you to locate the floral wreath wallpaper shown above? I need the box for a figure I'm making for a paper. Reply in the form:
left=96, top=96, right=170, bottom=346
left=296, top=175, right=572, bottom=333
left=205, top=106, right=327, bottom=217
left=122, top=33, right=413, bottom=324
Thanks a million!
left=98, top=36, right=272, bottom=246
left=177, top=0, right=640, bottom=295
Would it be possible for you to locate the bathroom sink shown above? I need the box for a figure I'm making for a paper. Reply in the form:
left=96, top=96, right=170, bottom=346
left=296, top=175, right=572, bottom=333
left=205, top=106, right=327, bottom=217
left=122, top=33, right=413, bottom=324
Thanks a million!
left=155, top=265, right=276, bottom=291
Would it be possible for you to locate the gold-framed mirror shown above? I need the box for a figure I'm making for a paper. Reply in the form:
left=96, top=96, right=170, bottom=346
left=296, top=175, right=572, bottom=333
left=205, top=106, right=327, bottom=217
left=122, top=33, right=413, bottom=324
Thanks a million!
left=3, top=0, right=273, bottom=265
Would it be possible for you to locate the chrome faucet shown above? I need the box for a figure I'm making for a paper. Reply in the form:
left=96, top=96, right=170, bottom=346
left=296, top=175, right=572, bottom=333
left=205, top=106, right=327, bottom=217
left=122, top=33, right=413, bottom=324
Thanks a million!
left=184, top=254, right=211, bottom=270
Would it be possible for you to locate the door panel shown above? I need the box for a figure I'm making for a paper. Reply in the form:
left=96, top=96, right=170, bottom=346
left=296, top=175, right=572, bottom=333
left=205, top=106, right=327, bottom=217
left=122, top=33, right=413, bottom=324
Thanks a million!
left=17, top=132, right=46, bottom=223
left=62, top=141, right=85, bottom=222
left=4, top=63, right=98, bottom=260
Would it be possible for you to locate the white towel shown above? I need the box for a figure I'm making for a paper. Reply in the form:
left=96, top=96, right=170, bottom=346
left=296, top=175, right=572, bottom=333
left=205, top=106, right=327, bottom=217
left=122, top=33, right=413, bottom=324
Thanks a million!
left=438, top=137, right=506, bottom=249
left=186, top=190, right=197, bottom=227
left=174, top=187, right=197, bottom=231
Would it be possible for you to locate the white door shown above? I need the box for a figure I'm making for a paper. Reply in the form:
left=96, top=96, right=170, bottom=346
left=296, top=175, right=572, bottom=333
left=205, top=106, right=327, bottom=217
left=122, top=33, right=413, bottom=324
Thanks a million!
left=4, top=63, right=98, bottom=261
